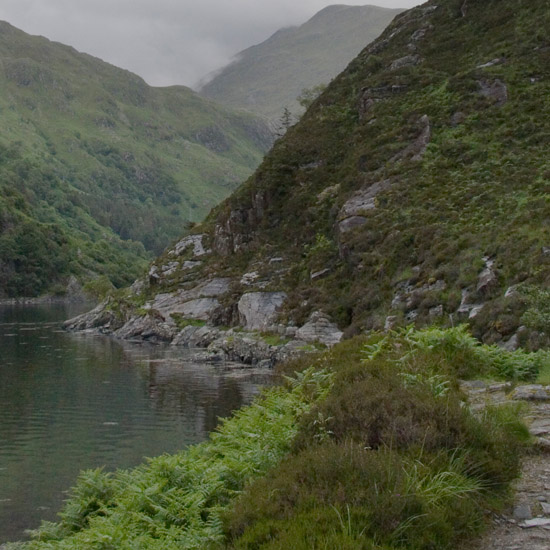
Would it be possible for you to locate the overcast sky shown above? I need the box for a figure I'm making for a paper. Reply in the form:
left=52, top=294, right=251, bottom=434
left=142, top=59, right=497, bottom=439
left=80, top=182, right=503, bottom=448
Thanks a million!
left=0, top=0, right=422, bottom=89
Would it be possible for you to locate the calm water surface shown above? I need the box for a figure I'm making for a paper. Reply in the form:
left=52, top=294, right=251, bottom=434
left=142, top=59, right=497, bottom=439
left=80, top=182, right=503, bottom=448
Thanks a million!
left=0, top=303, right=271, bottom=543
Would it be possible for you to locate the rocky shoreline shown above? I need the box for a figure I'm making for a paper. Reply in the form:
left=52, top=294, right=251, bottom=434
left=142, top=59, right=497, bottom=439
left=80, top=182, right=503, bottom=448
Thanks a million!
left=63, top=302, right=345, bottom=367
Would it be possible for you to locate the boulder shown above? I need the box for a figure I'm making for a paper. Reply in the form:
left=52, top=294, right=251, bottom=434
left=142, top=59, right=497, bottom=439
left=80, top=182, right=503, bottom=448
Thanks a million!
left=238, top=292, right=287, bottom=331
left=295, top=311, right=343, bottom=347
left=241, top=271, right=260, bottom=285
left=500, top=333, right=519, bottom=351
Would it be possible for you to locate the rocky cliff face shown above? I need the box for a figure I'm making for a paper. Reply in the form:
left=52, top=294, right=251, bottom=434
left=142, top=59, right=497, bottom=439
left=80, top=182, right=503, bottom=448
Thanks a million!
left=68, top=0, right=550, bottom=354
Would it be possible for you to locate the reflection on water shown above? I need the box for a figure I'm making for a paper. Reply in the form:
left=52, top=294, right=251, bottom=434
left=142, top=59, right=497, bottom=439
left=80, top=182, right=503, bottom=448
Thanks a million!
left=0, top=303, right=271, bottom=543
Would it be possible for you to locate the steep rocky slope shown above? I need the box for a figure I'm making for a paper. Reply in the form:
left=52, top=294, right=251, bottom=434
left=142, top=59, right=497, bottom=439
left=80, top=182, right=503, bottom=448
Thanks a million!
left=69, top=0, right=550, bottom=355
left=200, top=4, right=402, bottom=121
left=0, top=21, right=272, bottom=297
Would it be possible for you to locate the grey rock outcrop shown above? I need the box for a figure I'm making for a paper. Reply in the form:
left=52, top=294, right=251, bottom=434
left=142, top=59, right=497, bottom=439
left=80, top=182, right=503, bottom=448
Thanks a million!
left=238, top=292, right=287, bottom=331
left=338, top=179, right=392, bottom=234
left=171, top=234, right=209, bottom=257
left=213, top=191, right=267, bottom=256
left=63, top=300, right=121, bottom=332
left=410, top=26, right=432, bottom=42
left=390, top=54, right=422, bottom=71
left=171, top=325, right=222, bottom=348
left=478, top=79, right=508, bottom=106
left=148, top=278, right=231, bottom=323
left=477, top=257, right=498, bottom=295
left=391, top=115, right=431, bottom=162
left=295, top=311, right=343, bottom=347
left=173, top=298, right=221, bottom=321
left=171, top=324, right=308, bottom=367
left=338, top=216, right=368, bottom=234
left=114, top=315, right=174, bottom=342
left=456, top=289, right=484, bottom=319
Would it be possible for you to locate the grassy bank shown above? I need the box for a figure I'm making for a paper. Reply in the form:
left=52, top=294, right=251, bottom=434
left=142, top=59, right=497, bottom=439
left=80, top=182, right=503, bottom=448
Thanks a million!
left=9, top=327, right=548, bottom=549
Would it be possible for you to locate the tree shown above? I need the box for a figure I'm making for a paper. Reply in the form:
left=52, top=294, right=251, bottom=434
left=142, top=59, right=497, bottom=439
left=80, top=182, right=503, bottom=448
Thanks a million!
left=275, top=106, right=295, bottom=137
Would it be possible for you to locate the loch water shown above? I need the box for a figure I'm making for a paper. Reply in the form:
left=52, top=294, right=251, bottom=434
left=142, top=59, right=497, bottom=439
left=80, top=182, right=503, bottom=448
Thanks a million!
left=0, top=303, right=270, bottom=543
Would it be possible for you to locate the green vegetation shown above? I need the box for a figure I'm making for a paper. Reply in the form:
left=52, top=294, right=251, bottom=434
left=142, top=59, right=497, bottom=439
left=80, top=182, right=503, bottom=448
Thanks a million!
left=170, top=313, right=208, bottom=330
left=225, top=328, right=534, bottom=549
left=364, top=325, right=550, bottom=382
left=200, top=5, right=401, bottom=120
left=0, top=21, right=272, bottom=297
left=188, top=0, right=550, bottom=345
left=7, top=367, right=333, bottom=549
left=8, top=327, right=541, bottom=549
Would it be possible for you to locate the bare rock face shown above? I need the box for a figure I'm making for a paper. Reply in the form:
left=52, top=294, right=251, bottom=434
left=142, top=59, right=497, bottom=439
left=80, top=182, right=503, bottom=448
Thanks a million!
left=477, top=79, right=508, bottom=105
left=214, top=191, right=267, bottom=256
left=63, top=301, right=122, bottom=332
left=390, top=54, right=422, bottom=71
left=391, top=115, right=431, bottom=162
left=238, top=292, right=287, bottom=331
left=338, top=216, right=368, bottom=234
left=148, top=278, right=232, bottom=323
left=173, top=298, right=221, bottom=321
left=338, top=179, right=392, bottom=234
left=295, top=311, right=343, bottom=347
left=171, top=325, right=222, bottom=348
left=114, top=315, right=174, bottom=342
left=170, top=234, right=209, bottom=257
left=477, top=257, right=498, bottom=295
left=410, top=26, right=432, bottom=42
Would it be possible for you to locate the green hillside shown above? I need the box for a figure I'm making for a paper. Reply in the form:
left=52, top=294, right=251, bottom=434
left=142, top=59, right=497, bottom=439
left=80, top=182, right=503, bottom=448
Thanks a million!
left=200, top=4, right=402, bottom=121
left=9, top=1, right=550, bottom=548
left=131, top=0, right=550, bottom=349
left=0, top=21, right=272, bottom=298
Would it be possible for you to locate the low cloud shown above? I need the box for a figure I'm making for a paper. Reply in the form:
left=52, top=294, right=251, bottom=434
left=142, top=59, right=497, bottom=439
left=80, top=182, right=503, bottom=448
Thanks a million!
left=0, top=0, right=421, bottom=87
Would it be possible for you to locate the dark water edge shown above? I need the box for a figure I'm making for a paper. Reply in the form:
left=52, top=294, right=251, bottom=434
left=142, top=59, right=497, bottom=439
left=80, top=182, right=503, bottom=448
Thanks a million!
left=0, top=303, right=271, bottom=543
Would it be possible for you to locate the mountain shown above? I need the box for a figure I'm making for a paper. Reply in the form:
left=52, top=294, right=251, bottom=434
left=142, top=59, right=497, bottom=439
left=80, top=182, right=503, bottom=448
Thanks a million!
left=199, top=4, right=403, bottom=121
left=69, top=0, right=550, bottom=351
left=0, top=21, right=273, bottom=298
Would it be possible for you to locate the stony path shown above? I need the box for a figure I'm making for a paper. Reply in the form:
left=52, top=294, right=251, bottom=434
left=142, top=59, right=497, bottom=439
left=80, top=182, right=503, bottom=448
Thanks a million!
left=462, top=382, right=550, bottom=550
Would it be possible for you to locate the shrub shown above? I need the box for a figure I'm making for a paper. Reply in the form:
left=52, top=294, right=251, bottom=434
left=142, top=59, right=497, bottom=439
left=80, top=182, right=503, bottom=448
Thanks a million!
left=226, top=327, right=531, bottom=550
